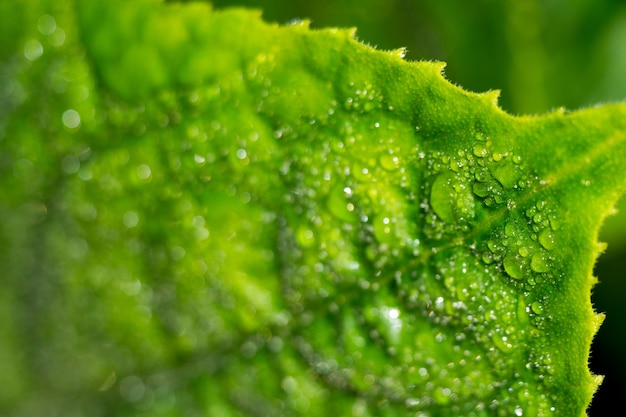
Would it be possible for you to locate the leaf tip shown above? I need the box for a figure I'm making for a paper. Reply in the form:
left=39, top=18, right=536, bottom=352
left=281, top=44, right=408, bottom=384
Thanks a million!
left=593, top=312, right=606, bottom=333
left=390, top=47, right=408, bottom=59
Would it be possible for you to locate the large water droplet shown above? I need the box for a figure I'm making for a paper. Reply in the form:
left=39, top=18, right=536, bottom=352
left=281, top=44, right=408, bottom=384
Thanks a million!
left=530, top=252, right=549, bottom=273
left=430, top=172, right=474, bottom=223
left=503, top=253, right=524, bottom=279
left=430, top=173, right=455, bottom=223
left=491, top=160, right=518, bottom=189
left=531, top=301, right=544, bottom=315
left=473, top=144, right=488, bottom=158
left=538, top=229, right=555, bottom=250
left=327, top=184, right=357, bottom=223
left=379, top=153, right=399, bottom=171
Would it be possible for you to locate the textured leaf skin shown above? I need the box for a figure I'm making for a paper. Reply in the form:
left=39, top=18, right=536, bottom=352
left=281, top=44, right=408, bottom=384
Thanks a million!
left=1, top=1, right=625, bottom=416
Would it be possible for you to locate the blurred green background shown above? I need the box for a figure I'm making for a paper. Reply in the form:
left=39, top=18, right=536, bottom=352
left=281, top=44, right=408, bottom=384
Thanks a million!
left=207, top=0, right=626, bottom=414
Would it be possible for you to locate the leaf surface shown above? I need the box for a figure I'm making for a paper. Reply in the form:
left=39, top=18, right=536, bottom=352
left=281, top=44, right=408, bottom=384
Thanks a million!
left=1, top=1, right=625, bottom=416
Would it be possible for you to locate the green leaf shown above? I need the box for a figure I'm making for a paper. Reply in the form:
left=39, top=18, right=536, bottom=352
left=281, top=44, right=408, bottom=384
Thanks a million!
left=2, top=1, right=625, bottom=416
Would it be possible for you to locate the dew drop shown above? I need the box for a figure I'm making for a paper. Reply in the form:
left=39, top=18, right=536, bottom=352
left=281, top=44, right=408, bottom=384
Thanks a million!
left=49, top=28, right=66, bottom=47
left=473, top=144, right=488, bottom=157
left=327, top=184, right=357, bottom=223
left=491, top=161, right=518, bottom=189
left=62, top=109, right=81, bottom=129
left=123, top=211, right=139, bottom=228
left=536, top=200, right=546, bottom=211
left=503, top=253, right=524, bottom=279
left=472, top=181, right=490, bottom=198
left=531, top=301, right=543, bottom=315
left=136, top=164, right=152, bottom=180
left=491, top=333, right=513, bottom=352
left=61, top=154, right=80, bottom=174
left=430, top=173, right=455, bottom=223
left=530, top=252, right=549, bottom=273
left=37, top=14, right=57, bottom=35
left=194, top=154, right=206, bottom=165
left=379, top=153, right=399, bottom=171
left=236, top=148, right=247, bottom=160
left=24, top=39, right=43, bottom=61
left=538, top=229, right=555, bottom=250
left=373, top=215, right=393, bottom=243
left=504, top=221, right=517, bottom=238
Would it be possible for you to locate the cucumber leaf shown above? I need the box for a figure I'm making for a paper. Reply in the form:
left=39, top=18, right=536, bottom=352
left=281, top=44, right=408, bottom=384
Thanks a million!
left=1, top=1, right=625, bottom=416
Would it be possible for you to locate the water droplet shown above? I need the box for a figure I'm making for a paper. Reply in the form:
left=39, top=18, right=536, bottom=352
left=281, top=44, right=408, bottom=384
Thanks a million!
left=491, top=161, right=518, bottom=189
left=62, top=109, right=81, bottom=129
left=236, top=148, right=247, bottom=159
left=379, top=153, right=399, bottom=171
left=531, top=301, right=543, bottom=315
left=61, top=154, right=80, bottom=174
left=538, top=229, right=555, bottom=250
left=24, top=39, right=43, bottom=61
left=491, top=333, right=513, bottom=352
left=405, top=398, right=420, bottom=408
left=194, top=154, right=206, bottom=165
left=327, top=184, right=357, bottom=223
left=473, top=144, right=488, bottom=157
left=37, top=14, right=56, bottom=35
left=430, top=172, right=474, bottom=223
left=530, top=251, right=549, bottom=273
left=373, top=215, right=393, bottom=243
left=136, top=164, right=152, bottom=180
left=514, top=406, right=523, bottom=416
left=472, top=181, right=490, bottom=198
left=504, top=221, right=517, bottom=238
left=49, top=28, right=66, bottom=47
left=503, top=253, right=524, bottom=279
left=123, top=211, right=139, bottom=228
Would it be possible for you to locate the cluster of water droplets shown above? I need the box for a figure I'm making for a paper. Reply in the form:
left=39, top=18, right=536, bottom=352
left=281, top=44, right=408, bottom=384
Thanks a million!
left=9, top=6, right=570, bottom=411
left=249, top=66, right=563, bottom=414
